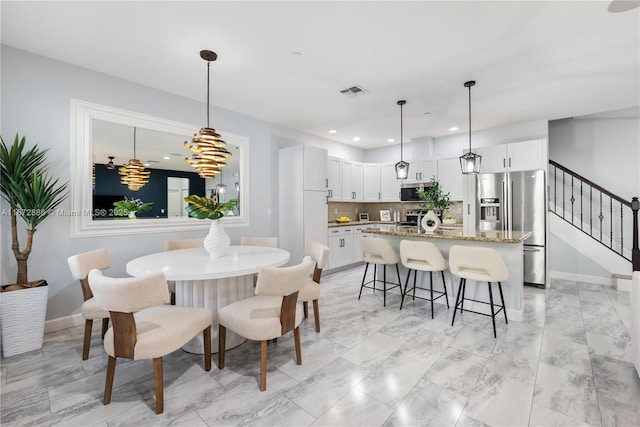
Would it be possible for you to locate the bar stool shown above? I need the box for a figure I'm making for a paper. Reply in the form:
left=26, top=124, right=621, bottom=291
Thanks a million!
left=399, top=240, right=449, bottom=317
left=449, top=245, right=508, bottom=338
left=358, top=237, right=402, bottom=307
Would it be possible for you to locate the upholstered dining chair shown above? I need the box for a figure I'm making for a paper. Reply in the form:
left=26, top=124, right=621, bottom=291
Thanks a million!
left=88, top=269, right=212, bottom=414
left=163, top=238, right=204, bottom=304
left=297, top=240, right=330, bottom=332
left=217, top=256, right=313, bottom=391
left=240, top=236, right=279, bottom=248
left=66, top=248, right=112, bottom=360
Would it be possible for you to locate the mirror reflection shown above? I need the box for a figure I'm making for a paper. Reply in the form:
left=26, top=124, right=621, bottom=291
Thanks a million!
left=92, top=119, right=241, bottom=220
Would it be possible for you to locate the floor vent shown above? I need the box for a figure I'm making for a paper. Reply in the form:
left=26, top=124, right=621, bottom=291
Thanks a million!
left=339, top=84, right=368, bottom=97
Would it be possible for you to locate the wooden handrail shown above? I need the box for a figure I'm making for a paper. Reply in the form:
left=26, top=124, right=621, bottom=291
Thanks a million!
left=549, top=160, right=631, bottom=207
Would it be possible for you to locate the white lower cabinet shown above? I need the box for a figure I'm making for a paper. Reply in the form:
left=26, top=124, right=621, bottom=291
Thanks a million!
left=328, top=224, right=377, bottom=269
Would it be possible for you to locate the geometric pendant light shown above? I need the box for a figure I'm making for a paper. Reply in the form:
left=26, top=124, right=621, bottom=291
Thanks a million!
left=394, top=100, right=409, bottom=179
left=119, top=127, right=151, bottom=191
left=185, top=50, right=232, bottom=179
left=459, top=80, right=481, bottom=174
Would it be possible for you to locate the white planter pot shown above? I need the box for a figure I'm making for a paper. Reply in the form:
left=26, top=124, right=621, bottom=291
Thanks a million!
left=0, top=282, right=48, bottom=357
left=204, top=220, right=230, bottom=258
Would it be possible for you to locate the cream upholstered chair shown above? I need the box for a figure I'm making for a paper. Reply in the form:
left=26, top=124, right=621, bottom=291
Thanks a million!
left=163, top=238, right=204, bottom=304
left=399, top=240, right=449, bottom=317
left=88, top=270, right=212, bottom=414
left=240, top=236, right=279, bottom=248
left=164, top=238, right=204, bottom=251
left=358, top=237, right=402, bottom=307
left=67, top=249, right=112, bottom=360
left=298, top=240, right=330, bottom=332
left=449, top=245, right=509, bottom=338
left=217, top=256, right=313, bottom=391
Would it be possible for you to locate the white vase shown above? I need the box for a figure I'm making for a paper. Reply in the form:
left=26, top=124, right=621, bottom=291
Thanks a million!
left=421, top=210, right=441, bottom=232
left=128, top=212, right=137, bottom=219
left=204, top=220, right=230, bottom=258
left=0, top=282, right=49, bottom=357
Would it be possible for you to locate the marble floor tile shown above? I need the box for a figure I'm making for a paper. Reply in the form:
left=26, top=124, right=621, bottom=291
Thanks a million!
left=590, top=355, right=640, bottom=409
left=528, top=403, right=594, bottom=427
left=354, top=351, right=432, bottom=408
left=1, top=271, right=637, bottom=427
left=341, top=332, right=403, bottom=370
left=540, top=334, right=592, bottom=376
left=383, top=379, right=467, bottom=427
left=311, top=388, right=393, bottom=427
left=533, top=363, right=601, bottom=425
left=424, top=347, right=487, bottom=397
left=284, top=357, right=370, bottom=418
left=485, top=336, right=541, bottom=384
left=463, top=369, right=534, bottom=427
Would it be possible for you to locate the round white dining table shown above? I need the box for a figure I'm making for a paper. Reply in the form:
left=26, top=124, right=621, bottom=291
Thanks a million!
left=126, top=245, right=290, bottom=353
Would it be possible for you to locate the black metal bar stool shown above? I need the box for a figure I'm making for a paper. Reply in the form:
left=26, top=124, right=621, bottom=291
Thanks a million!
left=449, top=245, right=509, bottom=338
left=399, top=240, right=449, bottom=317
left=358, top=237, right=402, bottom=307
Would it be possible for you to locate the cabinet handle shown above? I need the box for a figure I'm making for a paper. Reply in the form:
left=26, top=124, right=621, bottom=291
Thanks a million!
left=378, top=192, right=381, bottom=200
left=467, top=203, right=470, bottom=215
left=420, top=172, right=423, bottom=180
left=508, top=158, right=512, bottom=168
left=416, top=172, right=419, bottom=180
left=503, top=158, right=506, bottom=168
left=325, top=178, right=328, bottom=188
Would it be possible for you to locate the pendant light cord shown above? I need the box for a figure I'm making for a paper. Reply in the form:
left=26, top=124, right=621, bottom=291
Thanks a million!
left=133, top=127, right=137, bottom=158
left=400, top=102, right=404, bottom=161
left=206, top=61, right=211, bottom=128
left=468, top=84, right=472, bottom=152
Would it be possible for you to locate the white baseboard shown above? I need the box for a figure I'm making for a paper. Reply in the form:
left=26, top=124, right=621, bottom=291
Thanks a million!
left=616, top=277, right=632, bottom=292
left=45, top=313, right=84, bottom=333
left=549, top=271, right=614, bottom=286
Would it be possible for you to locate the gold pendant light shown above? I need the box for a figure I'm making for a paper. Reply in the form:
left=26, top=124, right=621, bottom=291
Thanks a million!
left=459, top=80, right=481, bottom=174
left=119, top=127, right=150, bottom=191
left=185, top=50, right=232, bottom=178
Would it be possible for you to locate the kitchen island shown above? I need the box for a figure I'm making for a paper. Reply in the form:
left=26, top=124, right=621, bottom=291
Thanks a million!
left=361, top=225, right=531, bottom=321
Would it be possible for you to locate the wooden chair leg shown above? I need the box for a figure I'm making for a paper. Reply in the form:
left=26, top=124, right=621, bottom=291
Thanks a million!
left=260, top=340, right=267, bottom=391
left=104, top=355, right=116, bottom=405
left=170, top=291, right=176, bottom=306
left=101, top=318, right=109, bottom=339
left=303, top=301, right=309, bottom=318
left=203, top=325, right=211, bottom=371
left=312, top=299, right=320, bottom=333
left=293, top=327, right=302, bottom=365
left=153, top=357, right=164, bottom=414
left=82, top=319, right=93, bottom=360
left=218, top=324, right=226, bottom=369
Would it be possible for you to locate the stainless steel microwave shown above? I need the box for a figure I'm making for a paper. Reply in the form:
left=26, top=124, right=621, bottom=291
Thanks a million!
left=400, top=183, right=430, bottom=202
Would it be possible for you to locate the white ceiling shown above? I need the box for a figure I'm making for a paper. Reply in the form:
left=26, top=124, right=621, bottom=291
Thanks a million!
left=2, top=1, right=639, bottom=149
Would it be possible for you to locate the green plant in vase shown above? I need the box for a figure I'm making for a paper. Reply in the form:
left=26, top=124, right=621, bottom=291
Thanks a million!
left=184, top=195, right=239, bottom=258
left=416, top=176, right=453, bottom=218
left=113, top=197, right=153, bottom=218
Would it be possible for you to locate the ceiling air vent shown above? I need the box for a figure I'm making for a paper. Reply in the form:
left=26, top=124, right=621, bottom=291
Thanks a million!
left=339, top=84, right=368, bottom=97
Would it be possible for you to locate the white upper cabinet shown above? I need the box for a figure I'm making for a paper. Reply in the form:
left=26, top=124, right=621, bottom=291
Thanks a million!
left=475, top=139, right=546, bottom=173
left=363, top=164, right=382, bottom=201
left=380, top=163, right=401, bottom=202
left=404, top=158, right=437, bottom=183
left=437, top=156, right=464, bottom=201
left=341, top=160, right=364, bottom=201
left=303, top=145, right=328, bottom=191
left=328, top=156, right=342, bottom=200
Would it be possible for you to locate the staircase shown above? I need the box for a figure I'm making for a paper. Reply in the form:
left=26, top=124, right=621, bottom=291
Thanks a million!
left=548, top=160, right=639, bottom=289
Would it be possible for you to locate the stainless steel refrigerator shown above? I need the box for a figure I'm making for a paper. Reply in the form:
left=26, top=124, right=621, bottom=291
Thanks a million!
left=477, top=170, right=546, bottom=287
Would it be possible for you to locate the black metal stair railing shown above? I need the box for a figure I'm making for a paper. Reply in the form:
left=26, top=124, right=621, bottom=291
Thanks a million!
left=549, top=160, right=639, bottom=271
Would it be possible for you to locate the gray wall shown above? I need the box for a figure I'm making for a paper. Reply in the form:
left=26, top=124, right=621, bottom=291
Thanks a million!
left=0, top=45, right=357, bottom=321
left=549, top=117, right=640, bottom=200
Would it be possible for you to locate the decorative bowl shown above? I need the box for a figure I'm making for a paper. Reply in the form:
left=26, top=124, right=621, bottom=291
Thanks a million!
left=335, top=219, right=351, bottom=223
left=443, top=218, right=457, bottom=225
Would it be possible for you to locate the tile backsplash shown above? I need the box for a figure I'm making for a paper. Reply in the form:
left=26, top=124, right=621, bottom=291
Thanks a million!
left=328, top=201, right=463, bottom=223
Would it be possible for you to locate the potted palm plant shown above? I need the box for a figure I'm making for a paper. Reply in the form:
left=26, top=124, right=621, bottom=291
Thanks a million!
left=184, top=195, right=238, bottom=258
left=0, top=134, right=68, bottom=357
left=113, top=197, right=153, bottom=219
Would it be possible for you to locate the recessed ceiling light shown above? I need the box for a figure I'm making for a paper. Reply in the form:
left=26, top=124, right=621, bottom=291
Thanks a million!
left=329, top=129, right=337, bottom=134
left=353, top=137, right=360, bottom=142
left=144, top=163, right=151, bottom=167
left=449, top=126, right=459, bottom=132
left=292, top=51, right=302, bottom=57
left=163, top=156, right=171, bottom=160
left=387, top=138, right=395, bottom=143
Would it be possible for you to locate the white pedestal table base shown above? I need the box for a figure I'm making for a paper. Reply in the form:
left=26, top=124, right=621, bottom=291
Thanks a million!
left=176, top=274, right=255, bottom=354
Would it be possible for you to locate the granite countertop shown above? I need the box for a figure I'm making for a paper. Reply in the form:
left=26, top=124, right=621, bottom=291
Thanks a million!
left=362, top=225, right=531, bottom=243
left=328, top=220, right=394, bottom=228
